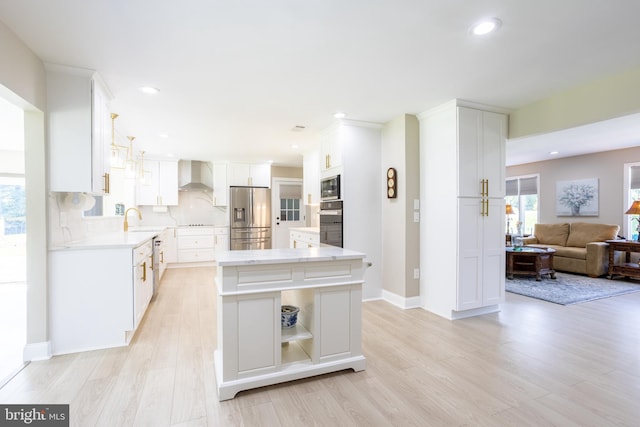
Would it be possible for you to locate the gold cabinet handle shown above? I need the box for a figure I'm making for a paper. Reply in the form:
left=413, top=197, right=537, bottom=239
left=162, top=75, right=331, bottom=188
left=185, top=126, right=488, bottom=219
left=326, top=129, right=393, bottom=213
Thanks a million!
left=480, top=199, right=485, bottom=216
left=149, top=254, right=154, bottom=270
left=103, top=172, right=110, bottom=194
left=160, top=251, right=164, bottom=264
left=142, top=261, right=147, bottom=282
left=485, top=179, right=489, bottom=197
left=484, top=199, right=489, bottom=217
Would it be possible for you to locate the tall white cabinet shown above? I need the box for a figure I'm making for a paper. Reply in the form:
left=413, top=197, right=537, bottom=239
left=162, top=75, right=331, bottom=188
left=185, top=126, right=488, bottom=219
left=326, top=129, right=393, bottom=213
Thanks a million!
left=418, top=99, right=507, bottom=320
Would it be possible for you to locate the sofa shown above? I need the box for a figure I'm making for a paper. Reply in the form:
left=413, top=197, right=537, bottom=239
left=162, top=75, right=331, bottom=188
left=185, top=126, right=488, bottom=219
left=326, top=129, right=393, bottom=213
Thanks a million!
left=521, top=222, right=620, bottom=277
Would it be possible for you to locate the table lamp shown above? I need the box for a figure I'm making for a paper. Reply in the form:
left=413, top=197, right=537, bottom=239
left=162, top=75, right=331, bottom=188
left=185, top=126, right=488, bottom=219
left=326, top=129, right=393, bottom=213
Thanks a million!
left=625, top=201, right=640, bottom=241
left=505, top=204, right=515, bottom=234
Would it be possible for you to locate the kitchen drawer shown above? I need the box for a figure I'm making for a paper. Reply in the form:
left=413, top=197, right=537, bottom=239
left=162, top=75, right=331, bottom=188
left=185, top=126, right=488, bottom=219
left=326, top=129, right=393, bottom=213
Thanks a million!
left=176, top=227, right=215, bottom=236
left=178, top=235, right=215, bottom=249
left=214, top=227, right=229, bottom=235
left=178, top=248, right=215, bottom=263
left=134, top=241, right=153, bottom=264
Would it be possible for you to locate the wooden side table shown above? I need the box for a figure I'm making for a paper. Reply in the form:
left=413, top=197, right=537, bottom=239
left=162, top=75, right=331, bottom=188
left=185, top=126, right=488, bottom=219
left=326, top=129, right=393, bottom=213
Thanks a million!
left=606, top=239, right=640, bottom=279
left=506, top=247, right=556, bottom=281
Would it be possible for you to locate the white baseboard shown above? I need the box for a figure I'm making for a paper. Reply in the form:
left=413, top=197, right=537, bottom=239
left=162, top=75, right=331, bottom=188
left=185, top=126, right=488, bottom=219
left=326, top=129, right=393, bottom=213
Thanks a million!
left=23, top=341, right=52, bottom=361
left=381, top=290, right=422, bottom=309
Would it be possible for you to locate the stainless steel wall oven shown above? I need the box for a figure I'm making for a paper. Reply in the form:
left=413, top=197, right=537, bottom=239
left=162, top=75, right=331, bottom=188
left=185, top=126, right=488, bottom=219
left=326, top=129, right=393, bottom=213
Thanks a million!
left=319, top=200, right=343, bottom=247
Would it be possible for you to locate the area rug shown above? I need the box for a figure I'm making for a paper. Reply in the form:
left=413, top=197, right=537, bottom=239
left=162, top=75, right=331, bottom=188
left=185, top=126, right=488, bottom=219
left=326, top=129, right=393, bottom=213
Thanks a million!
left=505, top=272, right=640, bottom=305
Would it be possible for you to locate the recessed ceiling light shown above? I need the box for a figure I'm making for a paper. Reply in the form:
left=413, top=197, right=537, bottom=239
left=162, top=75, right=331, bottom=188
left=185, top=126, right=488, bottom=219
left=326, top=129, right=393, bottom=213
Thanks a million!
left=549, top=151, right=559, bottom=155
left=159, top=133, right=169, bottom=138
left=291, top=144, right=300, bottom=149
left=334, top=112, right=346, bottom=119
left=471, top=18, right=501, bottom=36
left=139, top=86, right=160, bottom=94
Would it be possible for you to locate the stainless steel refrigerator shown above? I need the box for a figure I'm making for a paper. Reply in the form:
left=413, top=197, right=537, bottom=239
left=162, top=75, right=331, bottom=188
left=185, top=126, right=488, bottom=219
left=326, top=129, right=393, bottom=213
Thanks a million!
left=230, top=186, right=272, bottom=250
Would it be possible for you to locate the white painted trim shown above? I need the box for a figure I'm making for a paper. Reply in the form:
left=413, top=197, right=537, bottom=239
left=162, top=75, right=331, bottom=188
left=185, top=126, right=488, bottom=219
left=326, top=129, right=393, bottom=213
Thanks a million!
left=23, top=342, right=51, bottom=361
left=381, top=290, right=422, bottom=309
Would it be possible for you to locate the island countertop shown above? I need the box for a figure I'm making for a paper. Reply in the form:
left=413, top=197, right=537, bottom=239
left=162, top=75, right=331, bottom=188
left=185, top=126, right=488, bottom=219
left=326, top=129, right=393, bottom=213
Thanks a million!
left=214, top=247, right=365, bottom=266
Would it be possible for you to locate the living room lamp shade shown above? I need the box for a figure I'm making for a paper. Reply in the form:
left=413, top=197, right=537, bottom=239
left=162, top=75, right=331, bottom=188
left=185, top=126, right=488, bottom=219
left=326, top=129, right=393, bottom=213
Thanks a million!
left=625, top=201, right=640, bottom=241
left=505, top=204, right=515, bottom=234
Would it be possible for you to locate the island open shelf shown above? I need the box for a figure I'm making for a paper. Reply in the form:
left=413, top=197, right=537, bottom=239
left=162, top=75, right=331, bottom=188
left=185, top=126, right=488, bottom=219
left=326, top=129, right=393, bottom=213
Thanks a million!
left=213, top=247, right=367, bottom=401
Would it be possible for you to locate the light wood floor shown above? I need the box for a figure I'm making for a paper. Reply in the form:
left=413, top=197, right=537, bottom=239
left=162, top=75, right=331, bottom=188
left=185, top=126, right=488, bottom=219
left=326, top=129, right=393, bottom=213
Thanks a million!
left=2, top=267, right=640, bottom=426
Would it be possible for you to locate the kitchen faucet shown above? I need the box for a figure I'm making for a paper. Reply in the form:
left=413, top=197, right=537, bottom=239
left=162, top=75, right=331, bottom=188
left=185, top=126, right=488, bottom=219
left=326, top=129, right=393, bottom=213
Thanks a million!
left=123, top=207, right=142, bottom=231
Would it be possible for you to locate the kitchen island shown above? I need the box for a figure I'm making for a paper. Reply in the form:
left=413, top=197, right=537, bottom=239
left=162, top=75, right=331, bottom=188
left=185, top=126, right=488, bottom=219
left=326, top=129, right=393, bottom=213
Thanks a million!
left=214, top=247, right=367, bottom=400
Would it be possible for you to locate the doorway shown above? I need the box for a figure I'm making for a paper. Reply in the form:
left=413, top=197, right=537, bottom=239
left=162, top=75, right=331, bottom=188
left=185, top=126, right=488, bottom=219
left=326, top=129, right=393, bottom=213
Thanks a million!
left=272, top=178, right=304, bottom=248
left=0, top=96, right=27, bottom=385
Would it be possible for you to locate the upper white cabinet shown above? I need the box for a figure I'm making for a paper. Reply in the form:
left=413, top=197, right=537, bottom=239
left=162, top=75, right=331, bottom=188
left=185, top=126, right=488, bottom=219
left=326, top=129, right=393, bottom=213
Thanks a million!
left=419, top=99, right=508, bottom=320
left=318, top=124, right=342, bottom=176
left=136, top=160, right=179, bottom=206
left=212, top=163, right=228, bottom=206
left=228, top=162, right=271, bottom=187
left=303, top=149, right=320, bottom=205
left=47, top=64, right=112, bottom=194
left=457, top=107, right=507, bottom=198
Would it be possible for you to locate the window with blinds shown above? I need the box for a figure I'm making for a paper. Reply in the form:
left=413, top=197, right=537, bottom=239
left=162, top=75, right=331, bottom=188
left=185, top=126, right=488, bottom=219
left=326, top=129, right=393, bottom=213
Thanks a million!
left=505, top=175, right=539, bottom=236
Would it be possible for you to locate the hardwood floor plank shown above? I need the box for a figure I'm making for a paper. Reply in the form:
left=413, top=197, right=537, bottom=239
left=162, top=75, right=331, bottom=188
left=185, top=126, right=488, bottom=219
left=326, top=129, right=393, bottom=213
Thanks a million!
left=3, top=266, right=640, bottom=426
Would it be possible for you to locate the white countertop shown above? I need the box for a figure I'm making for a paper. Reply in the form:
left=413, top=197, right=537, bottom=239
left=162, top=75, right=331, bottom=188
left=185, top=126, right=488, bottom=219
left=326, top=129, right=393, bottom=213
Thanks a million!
left=215, top=247, right=365, bottom=266
left=50, top=230, right=160, bottom=251
left=289, top=227, right=320, bottom=233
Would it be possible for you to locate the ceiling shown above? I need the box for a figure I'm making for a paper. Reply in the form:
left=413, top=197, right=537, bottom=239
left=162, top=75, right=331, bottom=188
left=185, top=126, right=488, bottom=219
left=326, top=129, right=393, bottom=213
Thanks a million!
left=1, top=1, right=639, bottom=166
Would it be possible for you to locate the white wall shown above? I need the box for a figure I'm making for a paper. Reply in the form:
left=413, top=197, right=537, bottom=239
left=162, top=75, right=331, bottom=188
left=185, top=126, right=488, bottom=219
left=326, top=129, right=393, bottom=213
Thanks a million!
left=0, top=18, right=48, bottom=359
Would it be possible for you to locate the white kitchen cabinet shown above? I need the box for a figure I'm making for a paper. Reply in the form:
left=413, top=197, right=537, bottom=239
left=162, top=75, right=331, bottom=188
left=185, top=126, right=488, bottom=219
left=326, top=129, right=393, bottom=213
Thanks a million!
left=177, top=227, right=215, bottom=263
left=457, top=107, right=506, bottom=198
left=214, top=226, right=229, bottom=252
left=212, top=163, right=228, bottom=206
left=303, top=149, right=320, bottom=205
left=133, top=240, right=154, bottom=329
left=318, top=124, right=343, bottom=177
left=419, top=99, right=507, bottom=319
left=214, top=248, right=366, bottom=400
left=47, top=64, right=112, bottom=194
left=164, top=227, right=178, bottom=264
left=49, top=238, right=155, bottom=355
left=157, top=228, right=170, bottom=279
left=228, top=162, right=271, bottom=187
left=290, top=227, right=320, bottom=248
left=136, top=159, right=179, bottom=206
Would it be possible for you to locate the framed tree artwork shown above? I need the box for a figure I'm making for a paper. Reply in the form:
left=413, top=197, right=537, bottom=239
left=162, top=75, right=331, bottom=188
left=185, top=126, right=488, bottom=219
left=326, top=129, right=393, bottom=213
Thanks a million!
left=556, top=178, right=599, bottom=216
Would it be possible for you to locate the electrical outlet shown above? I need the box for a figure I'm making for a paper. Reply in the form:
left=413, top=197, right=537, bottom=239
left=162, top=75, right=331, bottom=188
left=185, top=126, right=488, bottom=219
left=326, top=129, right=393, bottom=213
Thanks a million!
left=413, top=268, right=420, bottom=279
left=414, top=199, right=420, bottom=210
left=413, top=211, right=420, bottom=223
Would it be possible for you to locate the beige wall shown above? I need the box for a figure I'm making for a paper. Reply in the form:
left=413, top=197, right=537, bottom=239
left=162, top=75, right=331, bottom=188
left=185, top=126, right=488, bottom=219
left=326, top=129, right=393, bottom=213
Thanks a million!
left=510, top=65, right=640, bottom=139
left=507, top=146, right=640, bottom=235
left=0, top=19, right=48, bottom=356
left=381, top=114, right=420, bottom=299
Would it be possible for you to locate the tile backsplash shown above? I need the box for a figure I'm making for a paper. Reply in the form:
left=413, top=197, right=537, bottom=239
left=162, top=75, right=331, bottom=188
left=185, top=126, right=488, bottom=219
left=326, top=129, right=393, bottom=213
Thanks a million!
left=49, top=191, right=228, bottom=247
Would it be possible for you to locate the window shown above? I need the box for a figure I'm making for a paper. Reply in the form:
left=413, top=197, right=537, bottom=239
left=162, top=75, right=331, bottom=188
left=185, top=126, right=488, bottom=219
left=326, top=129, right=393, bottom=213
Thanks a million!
left=624, top=163, right=640, bottom=239
left=0, top=176, right=26, bottom=235
left=505, top=174, right=539, bottom=236
left=280, top=198, right=300, bottom=221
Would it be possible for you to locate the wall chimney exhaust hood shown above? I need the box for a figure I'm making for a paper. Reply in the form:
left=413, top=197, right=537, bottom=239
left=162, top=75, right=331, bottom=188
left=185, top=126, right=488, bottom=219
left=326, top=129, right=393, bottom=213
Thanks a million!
left=178, top=160, right=213, bottom=192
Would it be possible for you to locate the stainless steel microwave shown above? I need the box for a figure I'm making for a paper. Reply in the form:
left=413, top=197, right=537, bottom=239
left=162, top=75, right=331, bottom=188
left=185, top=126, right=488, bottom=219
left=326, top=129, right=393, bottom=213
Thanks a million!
left=320, top=175, right=341, bottom=200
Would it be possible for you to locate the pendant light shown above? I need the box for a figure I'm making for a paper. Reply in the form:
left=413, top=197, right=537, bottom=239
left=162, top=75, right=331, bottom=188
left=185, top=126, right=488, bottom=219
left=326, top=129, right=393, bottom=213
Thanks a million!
left=125, top=136, right=137, bottom=178
left=109, top=113, right=127, bottom=169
